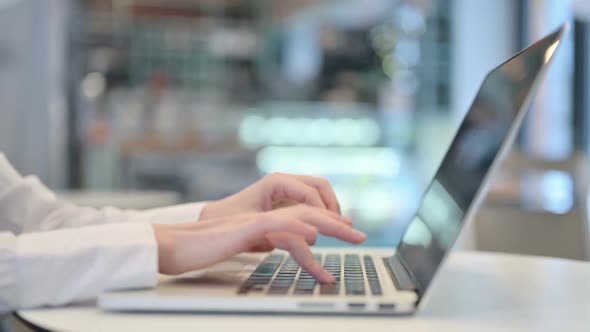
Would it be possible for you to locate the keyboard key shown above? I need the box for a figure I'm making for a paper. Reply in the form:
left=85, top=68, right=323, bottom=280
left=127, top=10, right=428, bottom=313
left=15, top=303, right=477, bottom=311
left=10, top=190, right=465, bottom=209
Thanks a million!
left=265, top=254, right=286, bottom=263
left=239, top=255, right=285, bottom=294
left=253, top=264, right=280, bottom=275
left=363, top=255, right=383, bottom=296
left=346, top=289, right=366, bottom=296
left=320, top=284, right=340, bottom=295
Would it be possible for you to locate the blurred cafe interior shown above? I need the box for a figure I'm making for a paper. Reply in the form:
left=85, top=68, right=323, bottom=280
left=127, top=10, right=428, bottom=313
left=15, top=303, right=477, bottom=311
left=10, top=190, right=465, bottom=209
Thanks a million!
left=1, top=0, right=590, bottom=256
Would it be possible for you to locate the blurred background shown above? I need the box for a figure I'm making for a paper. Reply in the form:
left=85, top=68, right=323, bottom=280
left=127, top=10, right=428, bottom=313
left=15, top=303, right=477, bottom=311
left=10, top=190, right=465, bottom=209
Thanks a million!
left=0, top=0, right=589, bottom=255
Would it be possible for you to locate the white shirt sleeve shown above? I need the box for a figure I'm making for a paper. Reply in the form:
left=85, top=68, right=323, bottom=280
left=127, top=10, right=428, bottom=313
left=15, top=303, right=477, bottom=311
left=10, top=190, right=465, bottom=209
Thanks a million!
left=0, top=153, right=208, bottom=312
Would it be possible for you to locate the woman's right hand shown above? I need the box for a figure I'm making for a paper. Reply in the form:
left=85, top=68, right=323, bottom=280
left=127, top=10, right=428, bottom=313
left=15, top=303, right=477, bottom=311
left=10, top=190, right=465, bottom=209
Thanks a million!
left=152, top=205, right=366, bottom=283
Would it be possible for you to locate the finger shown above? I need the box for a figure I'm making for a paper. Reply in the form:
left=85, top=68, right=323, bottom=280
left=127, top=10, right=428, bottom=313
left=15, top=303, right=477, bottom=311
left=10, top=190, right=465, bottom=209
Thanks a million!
left=267, top=234, right=334, bottom=283
left=268, top=174, right=326, bottom=210
left=242, top=214, right=318, bottom=247
left=289, top=175, right=342, bottom=214
left=342, top=216, right=353, bottom=226
left=311, top=207, right=353, bottom=227
left=248, top=243, right=275, bottom=252
left=199, top=213, right=319, bottom=246
left=288, top=206, right=366, bottom=244
left=271, top=199, right=298, bottom=210
left=272, top=200, right=352, bottom=227
left=246, top=231, right=318, bottom=253
left=268, top=230, right=317, bottom=246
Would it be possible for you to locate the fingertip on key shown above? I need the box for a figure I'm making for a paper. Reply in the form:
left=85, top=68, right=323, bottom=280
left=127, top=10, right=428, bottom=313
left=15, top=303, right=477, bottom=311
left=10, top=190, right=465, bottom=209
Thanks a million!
left=322, top=272, right=336, bottom=284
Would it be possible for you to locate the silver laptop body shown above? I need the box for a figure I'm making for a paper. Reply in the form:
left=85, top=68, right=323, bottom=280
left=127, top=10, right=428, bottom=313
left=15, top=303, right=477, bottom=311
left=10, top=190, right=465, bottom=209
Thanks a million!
left=99, top=25, right=566, bottom=315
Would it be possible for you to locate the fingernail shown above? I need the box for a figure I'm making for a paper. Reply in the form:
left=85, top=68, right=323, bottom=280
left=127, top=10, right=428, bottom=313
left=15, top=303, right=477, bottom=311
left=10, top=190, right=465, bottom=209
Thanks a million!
left=352, top=229, right=367, bottom=240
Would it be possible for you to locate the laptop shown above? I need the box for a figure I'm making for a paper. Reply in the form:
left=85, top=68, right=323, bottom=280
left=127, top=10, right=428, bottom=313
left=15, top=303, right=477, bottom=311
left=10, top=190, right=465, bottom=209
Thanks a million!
left=99, top=24, right=566, bottom=315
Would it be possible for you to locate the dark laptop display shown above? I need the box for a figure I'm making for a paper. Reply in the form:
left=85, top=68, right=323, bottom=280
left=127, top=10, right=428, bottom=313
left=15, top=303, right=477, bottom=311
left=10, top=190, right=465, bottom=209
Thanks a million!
left=397, top=28, right=564, bottom=295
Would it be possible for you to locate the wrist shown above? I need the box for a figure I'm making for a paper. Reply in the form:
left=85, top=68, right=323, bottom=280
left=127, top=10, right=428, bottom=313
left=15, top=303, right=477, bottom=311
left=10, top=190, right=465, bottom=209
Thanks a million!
left=200, top=200, right=222, bottom=220
left=152, top=224, right=180, bottom=275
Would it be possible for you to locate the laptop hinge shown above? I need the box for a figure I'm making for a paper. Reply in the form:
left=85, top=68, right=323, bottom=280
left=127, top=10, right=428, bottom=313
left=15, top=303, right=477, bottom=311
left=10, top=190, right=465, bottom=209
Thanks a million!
left=383, top=254, right=418, bottom=292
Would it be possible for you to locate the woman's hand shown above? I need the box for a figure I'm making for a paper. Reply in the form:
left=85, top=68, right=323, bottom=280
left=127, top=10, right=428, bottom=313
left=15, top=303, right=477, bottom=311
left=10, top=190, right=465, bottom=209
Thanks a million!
left=200, top=173, right=343, bottom=220
left=153, top=205, right=366, bottom=283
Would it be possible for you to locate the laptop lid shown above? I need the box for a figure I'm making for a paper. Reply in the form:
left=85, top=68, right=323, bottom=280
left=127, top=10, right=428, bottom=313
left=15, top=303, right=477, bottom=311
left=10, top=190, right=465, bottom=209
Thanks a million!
left=395, top=25, right=566, bottom=298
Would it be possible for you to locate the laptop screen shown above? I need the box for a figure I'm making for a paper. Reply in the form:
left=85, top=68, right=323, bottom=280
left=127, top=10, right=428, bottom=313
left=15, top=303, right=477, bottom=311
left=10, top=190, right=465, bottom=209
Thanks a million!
left=396, top=26, right=564, bottom=295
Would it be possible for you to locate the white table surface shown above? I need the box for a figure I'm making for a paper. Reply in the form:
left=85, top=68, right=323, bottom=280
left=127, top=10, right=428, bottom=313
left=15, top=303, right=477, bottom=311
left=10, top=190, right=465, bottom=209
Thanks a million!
left=17, top=251, right=590, bottom=332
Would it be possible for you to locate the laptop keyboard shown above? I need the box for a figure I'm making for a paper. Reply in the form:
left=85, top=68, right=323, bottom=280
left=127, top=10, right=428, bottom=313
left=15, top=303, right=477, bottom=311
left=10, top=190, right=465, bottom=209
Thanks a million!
left=238, top=254, right=383, bottom=296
